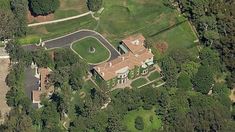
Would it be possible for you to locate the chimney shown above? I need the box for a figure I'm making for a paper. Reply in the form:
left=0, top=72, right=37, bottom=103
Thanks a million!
left=97, top=67, right=100, bottom=72
left=109, top=62, right=112, bottom=67
left=101, top=72, right=104, bottom=76
left=122, top=57, right=125, bottom=61
left=149, top=49, right=152, bottom=53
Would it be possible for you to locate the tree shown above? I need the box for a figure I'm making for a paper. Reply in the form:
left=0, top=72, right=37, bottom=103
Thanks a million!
left=199, top=47, right=222, bottom=73
left=141, top=87, right=158, bottom=110
left=177, top=71, right=192, bottom=91
left=188, top=94, right=230, bottom=131
left=5, top=41, right=32, bottom=65
left=10, top=0, right=28, bottom=37
left=87, top=0, right=103, bottom=12
left=4, top=108, right=33, bottom=132
left=193, top=65, right=214, bottom=94
left=170, top=48, right=195, bottom=67
left=135, top=116, right=144, bottom=130
left=29, top=0, right=60, bottom=15
left=41, top=103, right=61, bottom=131
left=213, top=83, right=231, bottom=108
left=181, top=61, right=200, bottom=78
left=69, top=62, right=88, bottom=90
left=32, top=50, right=52, bottom=68
left=89, top=46, right=95, bottom=53
left=161, top=57, right=178, bottom=87
left=54, top=49, right=80, bottom=68
left=0, top=10, right=16, bottom=40
left=106, top=112, right=126, bottom=132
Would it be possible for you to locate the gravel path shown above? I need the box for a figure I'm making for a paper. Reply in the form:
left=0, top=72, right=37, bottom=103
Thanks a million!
left=28, top=11, right=92, bottom=27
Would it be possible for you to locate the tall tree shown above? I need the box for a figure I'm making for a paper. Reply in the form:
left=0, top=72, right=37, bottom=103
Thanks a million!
left=193, top=65, right=214, bottom=94
left=161, top=57, right=178, bottom=87
left=0, top=10, right=16, bottom=40
left=10, top=0, right=28, bottom=37
left=177, top=71, right=192, bottom=91
left=29, top=0, right=60, bottom=15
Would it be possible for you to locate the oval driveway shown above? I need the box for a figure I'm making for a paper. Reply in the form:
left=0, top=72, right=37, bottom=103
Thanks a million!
left=23, top=30, right=121, bottom=65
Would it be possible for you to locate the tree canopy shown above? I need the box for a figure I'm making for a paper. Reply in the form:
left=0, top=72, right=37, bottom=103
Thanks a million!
left=193, top=65, right=214, bottom=94
left=87, top=0, right=103, bottom=12
left=0, top=10, right=16, bottom=40
left=161, top=57, right=178, bottom=87
left=29, top=0, right=60, bottom=15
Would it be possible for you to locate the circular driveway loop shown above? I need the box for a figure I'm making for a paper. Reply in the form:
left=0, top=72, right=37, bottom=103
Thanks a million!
left=23, top=30, right=121, bottom=66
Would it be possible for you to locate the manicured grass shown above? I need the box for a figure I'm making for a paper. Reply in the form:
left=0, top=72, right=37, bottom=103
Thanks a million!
left=17, top=35, right=41, bottom=45
left=54, top=9, right=80, bottom=19
left=72, top=37, right=110, bottom=64
left=151, top=21, right=198, bottom=54
left=148, top=71, right=161, bottom=81
left=95, top=0, right=198, bottom=52
left=131, top=78, right=148, bottom=88
left=19, top=15, right=97, bottom=45
left=123, top=107, right=162, bottom=132
left=54, top=0, right=89, bottom=19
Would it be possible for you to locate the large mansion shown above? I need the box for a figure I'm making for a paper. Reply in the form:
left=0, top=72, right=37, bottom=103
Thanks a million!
left=93, top=34, right=154, bottom=88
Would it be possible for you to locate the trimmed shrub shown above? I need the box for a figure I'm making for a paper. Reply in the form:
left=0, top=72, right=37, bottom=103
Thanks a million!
left=135, top=116, right=144, bottom=130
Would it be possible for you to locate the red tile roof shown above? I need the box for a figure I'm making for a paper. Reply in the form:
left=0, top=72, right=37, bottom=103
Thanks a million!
left=122, top=34, right=146, bottom=54
left=32, top=90, right=41, bottom=102
left=94, top=34, right=153, bottom=81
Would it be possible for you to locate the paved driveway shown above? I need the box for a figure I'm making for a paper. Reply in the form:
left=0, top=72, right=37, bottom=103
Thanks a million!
left=23, top=30, right=120, bottom=65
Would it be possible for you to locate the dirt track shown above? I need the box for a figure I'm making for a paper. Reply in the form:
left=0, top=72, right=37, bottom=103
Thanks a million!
left=0, top=59, right=11, bottom=120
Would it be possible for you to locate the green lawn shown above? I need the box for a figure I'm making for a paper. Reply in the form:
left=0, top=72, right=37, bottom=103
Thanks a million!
left=151, top=21, right=198, bottom=54
left=53, top=0, right=89, bottom=19
left=123, top=107, right=162, bottom=132
left=95, top=0, right=198, bottom=52
left=131, top=78, right=148, bottom=88
left=18, top=15, right=97, bottom=45
left=72, top=37, right=110, bottom=64
left=148, top=71, right=161, bottom=81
